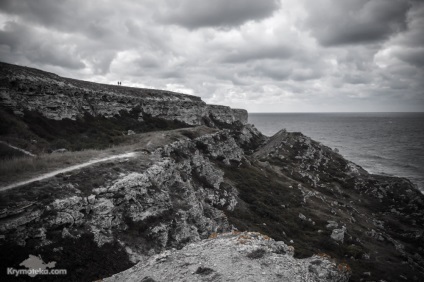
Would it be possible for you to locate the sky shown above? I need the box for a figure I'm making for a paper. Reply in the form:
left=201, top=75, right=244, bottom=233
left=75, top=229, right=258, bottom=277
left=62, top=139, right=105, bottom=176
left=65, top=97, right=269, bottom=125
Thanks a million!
left=0, top=0, right=423, bottom=112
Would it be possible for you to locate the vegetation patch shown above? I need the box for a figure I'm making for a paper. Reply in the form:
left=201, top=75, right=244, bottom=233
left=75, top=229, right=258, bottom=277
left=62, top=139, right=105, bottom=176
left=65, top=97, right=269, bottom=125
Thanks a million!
left=0, top=107, right=190, bottom=155
left=246, top=248, right=266, bottom=259
left=0, top=149, right=101, bottom=186
left=195, top=266, right=214, bottom=275
left=220, top=161, right=327, bottom=258
left=0, top=143, right=26, bottom=159
left=0, top=233, right=133, bottom=282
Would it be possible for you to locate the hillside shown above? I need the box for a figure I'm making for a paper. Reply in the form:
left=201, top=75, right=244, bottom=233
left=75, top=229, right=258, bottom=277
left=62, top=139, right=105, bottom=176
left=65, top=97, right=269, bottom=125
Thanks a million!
left=0, top=61, right=246, bottom=155
left=0, top=63, right=423, bottom=281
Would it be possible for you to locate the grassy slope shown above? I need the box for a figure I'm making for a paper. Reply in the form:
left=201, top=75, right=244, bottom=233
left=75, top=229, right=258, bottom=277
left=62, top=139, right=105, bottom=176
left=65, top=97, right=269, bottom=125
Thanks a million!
left=221, top=157, right=424, bottom=282
left=0, top=126, right=218, bottom=282
left=0, top=107, right=190, bottom=155
left=0, top=105, right=194, bottom=186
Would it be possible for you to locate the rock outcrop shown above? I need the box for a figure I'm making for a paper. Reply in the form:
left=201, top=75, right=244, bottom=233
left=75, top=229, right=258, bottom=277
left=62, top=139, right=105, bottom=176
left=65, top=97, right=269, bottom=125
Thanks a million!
left=105, top=232, right=351, bottom=282
left=0, top=128, right=243, bottom=261
left=0, top=62, right=247, bottom=126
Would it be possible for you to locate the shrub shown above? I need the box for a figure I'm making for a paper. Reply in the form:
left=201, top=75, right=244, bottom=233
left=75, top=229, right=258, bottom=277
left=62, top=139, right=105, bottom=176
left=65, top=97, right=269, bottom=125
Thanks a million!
left=247, top=248, right=266, bottom=259
left=195, top=267, right=214, bottom=275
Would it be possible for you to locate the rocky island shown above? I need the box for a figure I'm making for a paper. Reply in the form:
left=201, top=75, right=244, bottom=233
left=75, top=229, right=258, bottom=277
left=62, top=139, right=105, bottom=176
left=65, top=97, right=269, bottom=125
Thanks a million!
left=0, top=62, right=423, bottom=281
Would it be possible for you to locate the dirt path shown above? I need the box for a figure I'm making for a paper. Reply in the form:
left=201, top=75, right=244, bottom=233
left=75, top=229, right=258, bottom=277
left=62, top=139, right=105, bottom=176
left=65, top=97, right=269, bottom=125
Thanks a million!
left=0, top=140, right=36, bottom=157
left=0, top=152, right=137, bottom=192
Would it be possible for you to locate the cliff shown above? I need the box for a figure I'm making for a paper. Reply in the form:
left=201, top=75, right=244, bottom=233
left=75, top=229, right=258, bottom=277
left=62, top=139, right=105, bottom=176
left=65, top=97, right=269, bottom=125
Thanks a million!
left=0, top=62, right=247, bottom=126
left=0, top=63, right=423, bottom=282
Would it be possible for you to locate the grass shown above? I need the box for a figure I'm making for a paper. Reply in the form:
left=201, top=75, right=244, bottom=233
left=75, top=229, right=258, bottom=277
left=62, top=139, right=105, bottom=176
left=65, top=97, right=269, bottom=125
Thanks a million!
left=0, top=107, right=191, bottom=156
left=0, top=142, right=26, bottom=159
left=0, top=126, right=217, bottom=187
left=0, top=134, right=143, bottom=186
left=0, top=149, right=101, bottom=185
left=219, top=150, right=424, bottom=281
left=220, top=161, right=327, bottom=257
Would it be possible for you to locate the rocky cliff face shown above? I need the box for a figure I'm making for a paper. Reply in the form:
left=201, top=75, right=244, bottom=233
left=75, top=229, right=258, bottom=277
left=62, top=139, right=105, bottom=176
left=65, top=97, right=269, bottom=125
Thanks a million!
left=0, top=63, right=423, bottom=282
left=0, top=128, right=244, bottom=259
left=0, top=62, right=247, bottom=126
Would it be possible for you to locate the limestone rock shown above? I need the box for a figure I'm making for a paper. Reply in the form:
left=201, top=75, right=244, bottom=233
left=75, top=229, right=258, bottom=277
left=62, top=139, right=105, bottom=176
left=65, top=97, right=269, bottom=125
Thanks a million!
left=104, top=232, right=351, bottom=282
left=326, top=221, right=338, bottom=229
left=330, top=227, right=346, bottom=243
left=0, top=128, right=242, bottom=259
left=0, top=62, right=246, bottom=127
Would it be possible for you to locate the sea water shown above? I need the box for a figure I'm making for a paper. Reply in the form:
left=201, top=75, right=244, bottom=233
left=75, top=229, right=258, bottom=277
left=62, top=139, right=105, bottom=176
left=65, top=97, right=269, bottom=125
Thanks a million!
left=248, top=112, right=424, bottom=193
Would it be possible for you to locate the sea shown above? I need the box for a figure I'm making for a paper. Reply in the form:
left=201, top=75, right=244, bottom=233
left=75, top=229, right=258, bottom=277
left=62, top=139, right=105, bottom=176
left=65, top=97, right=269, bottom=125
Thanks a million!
left=248, top=112, right=424, bottom=194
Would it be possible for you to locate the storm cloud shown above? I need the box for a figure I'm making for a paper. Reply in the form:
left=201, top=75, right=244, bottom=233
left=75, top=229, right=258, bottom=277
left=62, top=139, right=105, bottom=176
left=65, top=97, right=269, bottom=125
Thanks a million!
left=302, top=0, right=411, bottom=46
left=158, top=0, right=281, bottom=29
left=0, top=0, right=422, bottom=112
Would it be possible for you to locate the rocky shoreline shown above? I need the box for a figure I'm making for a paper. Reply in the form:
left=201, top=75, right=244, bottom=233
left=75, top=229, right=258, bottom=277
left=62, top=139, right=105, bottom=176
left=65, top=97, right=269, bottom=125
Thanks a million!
left=0, top=63, right=423, bottom=281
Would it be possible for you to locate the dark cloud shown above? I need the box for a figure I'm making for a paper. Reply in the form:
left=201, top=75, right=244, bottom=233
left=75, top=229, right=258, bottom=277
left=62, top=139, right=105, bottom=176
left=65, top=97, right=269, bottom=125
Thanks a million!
left=396, top=48, right=424, bottom=68
left=0, top=0, right=86, bottom=33
left=158, top=0, right=280, bottom=29
left=398, top=3, right=424, bottom=47
left=0, top=0, right=117, bottom=35
left=303, top=0, right=411, bottom=46
left=0, top=21, right=85, bottom=69
left=383, top=2, right=424, bottom=70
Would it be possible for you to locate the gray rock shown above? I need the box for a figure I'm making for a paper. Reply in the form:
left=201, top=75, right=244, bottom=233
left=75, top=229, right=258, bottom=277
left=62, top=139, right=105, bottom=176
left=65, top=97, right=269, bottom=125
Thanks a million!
left=331, top=227, right=346, bottom=243
left=326, top=220, right=338, bottom=229
left=0, top=64, right=247, bottom=127
left=0, top=129, right=242, bottom=258
left=104, top=232, right=351, bottom=282
left=52, top=148, right=68, bottom=153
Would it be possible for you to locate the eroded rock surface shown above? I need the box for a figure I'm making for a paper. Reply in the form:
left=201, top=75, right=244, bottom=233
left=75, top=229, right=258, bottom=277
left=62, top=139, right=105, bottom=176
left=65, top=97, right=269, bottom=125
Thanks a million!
left=0, top=128, right=243, bottom=262
left=105, top=232, right=351, bottom=282
left=0, top=62, right=247, bottom=126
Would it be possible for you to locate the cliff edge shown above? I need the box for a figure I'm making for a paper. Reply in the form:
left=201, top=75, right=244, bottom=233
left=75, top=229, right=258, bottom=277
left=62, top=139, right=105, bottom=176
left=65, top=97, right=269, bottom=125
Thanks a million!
left=0, top=62, right=247, bottom=126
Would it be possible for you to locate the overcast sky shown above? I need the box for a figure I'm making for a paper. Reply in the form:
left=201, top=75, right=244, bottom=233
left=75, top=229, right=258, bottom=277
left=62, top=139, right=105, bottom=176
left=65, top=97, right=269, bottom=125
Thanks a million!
left=1, top=0, right=423, bottom=112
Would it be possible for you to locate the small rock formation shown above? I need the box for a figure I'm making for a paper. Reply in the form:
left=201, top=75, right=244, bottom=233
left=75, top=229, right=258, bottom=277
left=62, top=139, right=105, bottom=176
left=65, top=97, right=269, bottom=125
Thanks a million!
left=52, top=148, right=68, bottom=153
left=104, top=232, right=351, bottom=282
left=330, top=227, right=346, bottom=243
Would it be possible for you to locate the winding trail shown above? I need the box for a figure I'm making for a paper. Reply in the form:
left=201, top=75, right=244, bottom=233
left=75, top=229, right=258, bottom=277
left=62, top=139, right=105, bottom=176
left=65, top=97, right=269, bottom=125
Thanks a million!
left=0, top=152, right=137, bottom=192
